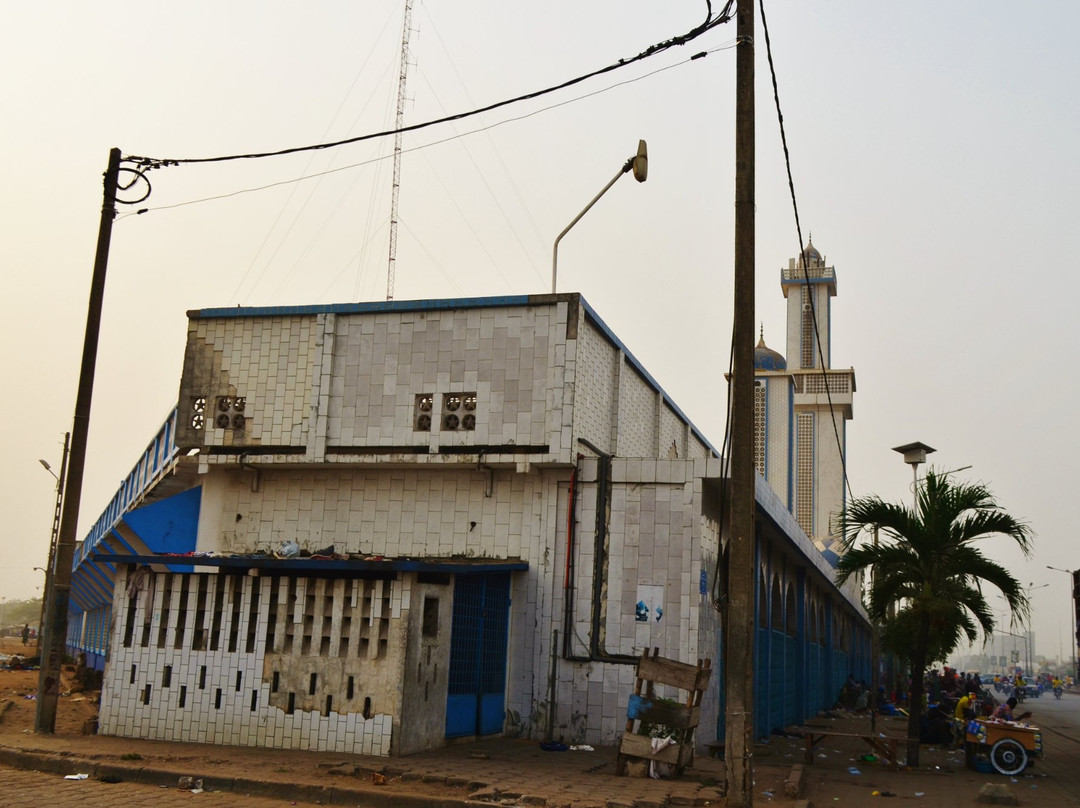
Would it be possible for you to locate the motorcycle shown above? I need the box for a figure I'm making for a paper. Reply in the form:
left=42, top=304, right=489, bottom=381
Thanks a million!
left=1054, top=686, right=1063, bottom=700
left=1013, top=686, right=1026, bottom=703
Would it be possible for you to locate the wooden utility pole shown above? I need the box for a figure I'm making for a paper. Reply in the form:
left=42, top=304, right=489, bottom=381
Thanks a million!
left=36, top=147, right=121, bottom=732
left=724, top=0, right=756, bottom=805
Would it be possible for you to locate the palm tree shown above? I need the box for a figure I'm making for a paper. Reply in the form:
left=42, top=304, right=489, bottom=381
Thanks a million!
left=836, top=469, right=1032, bottom=767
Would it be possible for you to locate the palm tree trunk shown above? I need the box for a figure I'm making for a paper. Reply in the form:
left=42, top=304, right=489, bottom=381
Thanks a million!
left=905, top=618, right=931, bottom=767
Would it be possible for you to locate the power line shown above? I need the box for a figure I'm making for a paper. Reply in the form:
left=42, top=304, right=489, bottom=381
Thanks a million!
left=759, top=0, right=854, bottom=505
left=125, top=2, right=734, bottom=168
left=135, top=43, right=736, bottom=216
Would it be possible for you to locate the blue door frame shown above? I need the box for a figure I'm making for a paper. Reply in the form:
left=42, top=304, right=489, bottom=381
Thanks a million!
left=445, top=572, right=511, bottom=738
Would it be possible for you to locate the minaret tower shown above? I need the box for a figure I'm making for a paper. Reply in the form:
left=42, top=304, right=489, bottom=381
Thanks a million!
left=779, top=240, right=855, bottom=559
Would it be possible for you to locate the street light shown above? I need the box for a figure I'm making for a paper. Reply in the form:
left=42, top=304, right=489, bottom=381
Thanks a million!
left=37, top=433, right=70, bottom=651
left=1046, top=565, right=1078, bottom=680
left=551, top=140, right=648, bottom=294
left=892, top=442, right=935, bottom=511
left=997, top=585, right=1047, bottom=674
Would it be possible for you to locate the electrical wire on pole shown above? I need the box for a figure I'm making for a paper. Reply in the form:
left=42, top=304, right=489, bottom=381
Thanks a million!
left=386, top=0, right=414, bottom=301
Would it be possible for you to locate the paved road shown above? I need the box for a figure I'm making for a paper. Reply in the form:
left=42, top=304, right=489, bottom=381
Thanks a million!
left=0, top=765, right=321, bottom=807
left=1022, top=689, right=1080, bottom=800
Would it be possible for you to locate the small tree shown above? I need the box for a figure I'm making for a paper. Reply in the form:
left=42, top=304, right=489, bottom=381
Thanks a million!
left=836, top=469, right=1032, bottom=767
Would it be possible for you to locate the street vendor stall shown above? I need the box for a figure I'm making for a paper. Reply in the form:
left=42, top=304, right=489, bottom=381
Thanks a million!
left=965, top=718, right=1042, bottom=776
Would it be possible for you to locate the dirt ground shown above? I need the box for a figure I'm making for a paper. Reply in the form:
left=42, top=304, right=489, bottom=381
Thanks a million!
left=0, top=636, right=100, bottom=735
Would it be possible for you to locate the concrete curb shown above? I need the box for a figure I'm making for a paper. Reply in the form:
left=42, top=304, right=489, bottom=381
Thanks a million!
left=785, top=762, right=806, bottom=798
left=0, top=745, right=475, bottom=808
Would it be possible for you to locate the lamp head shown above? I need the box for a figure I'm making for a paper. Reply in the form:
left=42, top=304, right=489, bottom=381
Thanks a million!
left=632, top=140, right=648, bottom=183
left=892, top=441, right=936, bottom=467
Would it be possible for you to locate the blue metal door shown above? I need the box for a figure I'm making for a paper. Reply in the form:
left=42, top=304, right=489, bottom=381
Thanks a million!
left=446, top=573, right=511, bottom=738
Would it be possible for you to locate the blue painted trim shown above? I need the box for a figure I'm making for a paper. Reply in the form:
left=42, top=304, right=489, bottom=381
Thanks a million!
left=79, top=408, right=180, bottom=564
left=77, top=561, right=112, bottom=596
left=96, top=553, right=529, bottom=574
left=122, top=485, right=201, bottom=555
left=787, top=385, right=795, bottom=508
left=107, top=529, right=138, bottom=555
left=762, top=379, right=769, bottom=479
left=191, top=294, right=537, bottom=320
left=826, top=295, right=832, bottom=367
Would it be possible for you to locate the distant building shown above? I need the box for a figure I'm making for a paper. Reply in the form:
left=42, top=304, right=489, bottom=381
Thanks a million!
left=71, top=285, right=868, bottom=756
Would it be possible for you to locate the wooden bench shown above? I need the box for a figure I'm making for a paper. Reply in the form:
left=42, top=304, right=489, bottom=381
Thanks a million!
left=803, top=730, right=903, bottom=769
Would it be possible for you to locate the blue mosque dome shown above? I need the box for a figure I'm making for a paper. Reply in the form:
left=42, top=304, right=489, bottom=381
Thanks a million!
left=754, top=330, right=786, bottom=371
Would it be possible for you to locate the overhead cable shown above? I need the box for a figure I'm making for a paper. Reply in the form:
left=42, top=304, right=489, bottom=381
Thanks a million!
left=125, top=1, right=734, bottom=168
left=759, top=0, right=853, bottom=503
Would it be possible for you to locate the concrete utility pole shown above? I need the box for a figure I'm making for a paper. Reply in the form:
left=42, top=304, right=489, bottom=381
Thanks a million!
left=36, top=147, right=121, bottom=732
left=724, top=0, right=755, bottom=805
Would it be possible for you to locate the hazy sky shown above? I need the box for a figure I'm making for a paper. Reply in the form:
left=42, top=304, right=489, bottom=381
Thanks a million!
left=2, top=2, right=1078, bottom=665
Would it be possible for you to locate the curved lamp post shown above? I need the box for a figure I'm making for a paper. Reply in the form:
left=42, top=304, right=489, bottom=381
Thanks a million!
left=551, top=140, right=648, bottom=294
left=37, top=434, right=69, bottom=651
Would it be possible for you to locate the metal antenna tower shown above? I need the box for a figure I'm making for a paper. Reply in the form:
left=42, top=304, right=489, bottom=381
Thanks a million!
left=386, top=0, right=414, bottom=301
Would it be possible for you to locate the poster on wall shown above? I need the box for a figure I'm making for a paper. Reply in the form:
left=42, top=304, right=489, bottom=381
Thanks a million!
left=635, top=584, right=665, bottom=623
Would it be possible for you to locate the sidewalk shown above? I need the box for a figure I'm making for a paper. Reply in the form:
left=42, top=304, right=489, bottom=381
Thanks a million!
left=4, top=711, right=1069, bottom=808
left=0, top=725, right=786, bottom=807
left=2, top=660, right=1074, bottom=807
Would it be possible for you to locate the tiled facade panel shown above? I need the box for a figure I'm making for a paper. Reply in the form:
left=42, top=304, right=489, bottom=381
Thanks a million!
left=607, top=459, right=698, bottom=660
left=657, top=402, right=687, bottom=461
left=99, top=567, right=396, bottom=755
left=179, top=317, right=318, bottom=448
left=328, top=306, right=560, bottom=449
left=616, top=366, right=656, bottom=457
left=574, top=315, right=712, bottom=463
left=202, top=467, right=542, bottom=560
left=684, top=432, right=712, bottom=461
left=813, top=409, right=847, bottom=542
left=573, top=316, right=618, bottom=453
left=766, top=376, right=792, bottom=509
left=542, top=456, right=719, bottom=747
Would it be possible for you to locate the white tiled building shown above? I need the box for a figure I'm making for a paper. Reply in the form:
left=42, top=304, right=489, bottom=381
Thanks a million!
left=79, top=289, right=869, bottom=757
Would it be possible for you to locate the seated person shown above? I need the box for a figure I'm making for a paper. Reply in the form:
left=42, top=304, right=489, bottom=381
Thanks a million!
left=990, top=696, right=1031, bottom=723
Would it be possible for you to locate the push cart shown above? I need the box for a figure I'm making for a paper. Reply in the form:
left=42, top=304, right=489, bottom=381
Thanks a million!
left=965, top=718, right=1042, bottom=776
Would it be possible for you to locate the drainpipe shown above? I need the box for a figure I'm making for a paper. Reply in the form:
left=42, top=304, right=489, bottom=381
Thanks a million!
left=562, top=446, right=637, bottom=665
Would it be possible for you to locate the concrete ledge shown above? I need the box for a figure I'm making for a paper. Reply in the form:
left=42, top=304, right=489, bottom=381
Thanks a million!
left=0, top=745, right=474, bottom=808
left=0, top=747, right=87, bottom=775
left=785, top=762, right=806, bottom=798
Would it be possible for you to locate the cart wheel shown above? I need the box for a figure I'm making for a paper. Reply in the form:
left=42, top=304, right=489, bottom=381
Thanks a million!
left=990, top=738, right=1028, bottom=776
